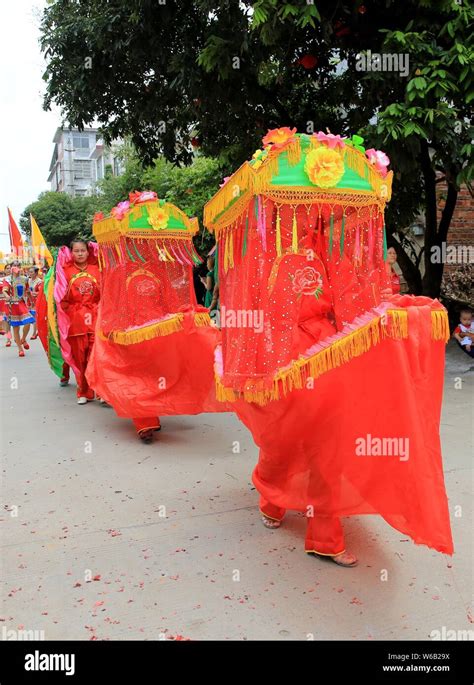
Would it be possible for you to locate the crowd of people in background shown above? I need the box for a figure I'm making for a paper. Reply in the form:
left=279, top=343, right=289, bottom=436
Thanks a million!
left=0, top=262, right=46, bottom=356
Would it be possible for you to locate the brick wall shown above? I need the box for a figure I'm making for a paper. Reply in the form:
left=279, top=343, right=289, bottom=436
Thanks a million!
left=438, top=184, right=474, bottom=274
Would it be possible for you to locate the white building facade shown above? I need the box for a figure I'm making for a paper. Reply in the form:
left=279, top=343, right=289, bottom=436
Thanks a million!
left=47, top=127, right=124, bottom=196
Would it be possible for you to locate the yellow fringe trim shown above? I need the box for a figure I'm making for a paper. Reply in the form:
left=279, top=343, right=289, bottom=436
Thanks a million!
left=431, top=309, right=450, bottom=342
left=101, top=312, right=212, bottom=345
left=215, top=308, right=447, bottom=405
left=275, top=206, right=282, bottom=256
left=285, top=138, right=302, bottom=166
left=252, top=155, right=279, bottom=194
left=195, top=312, right=212, bottom=327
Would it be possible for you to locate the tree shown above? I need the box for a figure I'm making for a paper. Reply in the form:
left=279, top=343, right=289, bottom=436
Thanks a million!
left=40, top=0, right=473, bottom=296
left=20, top=192, right=99, bottom=246
left=21, top=151, right=223, bottom=256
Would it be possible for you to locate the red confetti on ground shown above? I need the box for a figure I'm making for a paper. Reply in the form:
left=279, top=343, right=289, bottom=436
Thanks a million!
left=350, top=597, right=363, bottom=605
left=93, top=575, right=101, bottom=581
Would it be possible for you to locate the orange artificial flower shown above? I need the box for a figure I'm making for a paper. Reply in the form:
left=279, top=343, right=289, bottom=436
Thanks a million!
left=262, top=127, right=297, bottom=150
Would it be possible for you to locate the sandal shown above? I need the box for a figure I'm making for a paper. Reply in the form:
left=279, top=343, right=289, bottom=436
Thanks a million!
left=310, top=550, right=358, bottom=567
left=261, top=514, right=281, bottom=529
left=139, top=429, right=154, bottom=444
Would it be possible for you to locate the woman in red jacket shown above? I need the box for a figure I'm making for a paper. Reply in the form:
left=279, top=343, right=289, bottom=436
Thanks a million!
left=59, top=240, right=101, bottom=404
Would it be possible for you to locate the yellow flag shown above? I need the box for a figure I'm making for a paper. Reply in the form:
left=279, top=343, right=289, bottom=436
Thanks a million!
left=30, top=214, right=53, bottom=266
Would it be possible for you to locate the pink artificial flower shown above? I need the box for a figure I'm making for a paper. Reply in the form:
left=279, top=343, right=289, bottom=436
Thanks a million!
left=111, top=201, right=130, bottom=220
left=219, top=176, right=231, bottom=188
left=137, top=191, right=157, bottom=203
left=365, top=148, right=390, bottom=177
left=93, top=212, right=104, bottom=222
left=314, top=131, right=346, bottom=149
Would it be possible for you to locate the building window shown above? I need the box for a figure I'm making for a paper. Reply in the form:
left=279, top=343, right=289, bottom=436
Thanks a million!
left=113, top=157, right=121, bottom=176
left=74, top=160, right=92, bottom=179
left=75, top=189, right=87, bottom=196
left=73, top=134, right=91, bottom=150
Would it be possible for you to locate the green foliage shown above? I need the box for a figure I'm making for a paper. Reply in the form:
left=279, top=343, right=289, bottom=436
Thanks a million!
left=22, top=150, right=223, bottom=256
left=20, top=192, right=99, bottom=247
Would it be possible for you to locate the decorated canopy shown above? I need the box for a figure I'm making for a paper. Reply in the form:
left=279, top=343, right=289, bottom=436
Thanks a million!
left=204, top=128, right=447, bottom=404
left=204, top=128, right=452, bottom=555
left=87, top=192, right=224, bottom=418
left=92, top=191, right=207, bottom=343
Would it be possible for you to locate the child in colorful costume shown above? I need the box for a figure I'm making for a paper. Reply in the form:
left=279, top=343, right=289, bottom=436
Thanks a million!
left=2, top=262, right=35, bottom=356
left=204, top=128, right=453, bottom=566
left=86, top=192, right=225, bottom=442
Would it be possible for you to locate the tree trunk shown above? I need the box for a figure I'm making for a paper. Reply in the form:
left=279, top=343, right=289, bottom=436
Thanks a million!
left=420, top=141, right=441, bottom=297
left=388, top=235, right=422, bottom=294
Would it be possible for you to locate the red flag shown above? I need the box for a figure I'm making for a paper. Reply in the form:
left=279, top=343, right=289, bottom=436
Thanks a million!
left=7, top=207, right=24, bottom=258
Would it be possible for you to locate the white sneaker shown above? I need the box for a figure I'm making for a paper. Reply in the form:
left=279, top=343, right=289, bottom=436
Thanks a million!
left=77, top=397, right=88, bottom=405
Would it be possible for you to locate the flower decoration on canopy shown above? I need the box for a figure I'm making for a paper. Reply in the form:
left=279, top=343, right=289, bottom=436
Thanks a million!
left=251, top=146, right=272, bottom=170
left=147, top=204, right=169, bottom=231
left=111, top=200, right=130, bottom=220
left=365, top=148, right=390, bottom=178
left=304, top=146, right=345, bottom=188
left=345, top=134, right=366, bottom=153
left=129, top=190, right=158, bottom=204
left=93, top=212, right=104, bottom=222
left=219, top=176, right=231, bottom=188
left=291, top=267, right=323, bottom=299
left=314, top=131, right=346, bottom=149
left=262, top=127, right=297, bottom=151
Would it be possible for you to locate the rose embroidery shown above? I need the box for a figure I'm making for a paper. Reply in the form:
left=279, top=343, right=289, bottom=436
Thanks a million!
left=291, top=267, right=323, bottom=298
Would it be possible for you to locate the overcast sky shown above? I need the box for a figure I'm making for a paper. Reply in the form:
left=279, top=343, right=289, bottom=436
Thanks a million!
left=0, top=0, right=61, bottom=253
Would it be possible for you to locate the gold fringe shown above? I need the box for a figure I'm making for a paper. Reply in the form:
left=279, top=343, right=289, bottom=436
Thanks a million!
left=195, top=312, right=212, bottom=326
left=101, top=311, right=212, bottom=346
left=223, top=231, right=229, bottom=273
left=385, top=309, right=409, bottom=338
left=292, top=207, right=298, bottom=252
left=285, top=138, right=302, bottom=166
left=105, top=315, right=184, bottom=344
left=431, top=309, right=450, bottom=341
left=228, top=230, right=234, bottom=269
left=275, top=206, right=282, bottom=256
left=252, top=155, right=279, bottom=194
left=213, top=308, right=443, bottom=405
left=203, top=162, right=250, bottom=226
left=343, top=145, right=368, bottom=180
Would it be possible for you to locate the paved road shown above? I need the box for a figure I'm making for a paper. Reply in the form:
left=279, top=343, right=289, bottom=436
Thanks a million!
left=1, top=337, right=472, bottom=641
